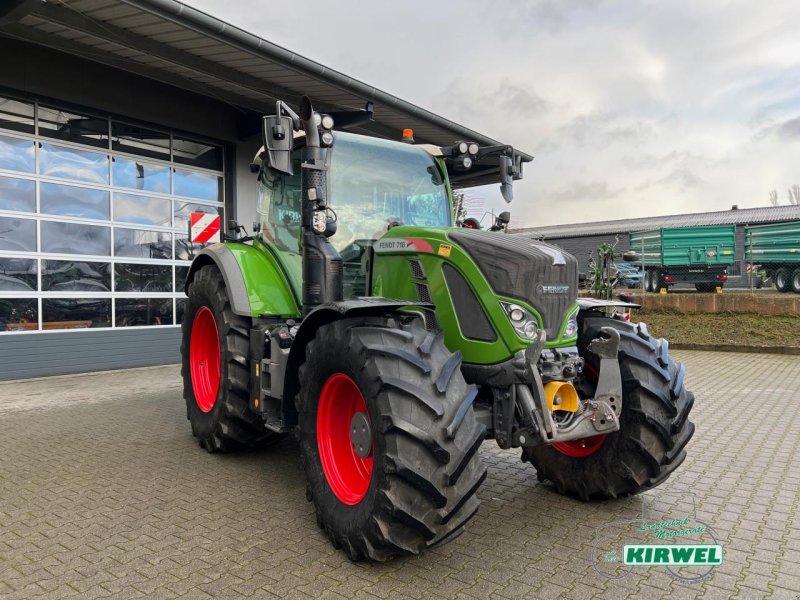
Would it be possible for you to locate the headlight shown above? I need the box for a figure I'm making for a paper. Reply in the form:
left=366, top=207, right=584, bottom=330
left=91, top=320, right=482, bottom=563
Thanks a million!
left=523, top=321, right=538, bottom=339
left=321, top=114, right=334, bottom=129
left=500, top=301, right=542, bottom=340
left=468, top=142, right=479, bottom=155
left=564, top=317, right=578, bottom=338
left=563, top=309, right=579, bottom=338
left=508, top=305, right=525, bottom=322
left=457, top=141, right=468, bottom=154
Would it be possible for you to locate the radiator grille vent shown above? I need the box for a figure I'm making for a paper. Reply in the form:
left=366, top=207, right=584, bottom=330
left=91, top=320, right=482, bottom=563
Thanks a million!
left=415, top=283, right=432, bottom=303
left=423, top=309, right=439, bottom=331
left=409, top=259, right=425, bottom=279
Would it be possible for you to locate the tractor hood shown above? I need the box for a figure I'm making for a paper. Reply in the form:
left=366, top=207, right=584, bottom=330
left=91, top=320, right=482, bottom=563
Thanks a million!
left=447, top=229, right=578, bottom=340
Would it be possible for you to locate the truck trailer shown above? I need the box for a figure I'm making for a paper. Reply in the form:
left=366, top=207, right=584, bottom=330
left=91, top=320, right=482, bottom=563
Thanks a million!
left=745, top=221, right=800, bottom=293
left=630, top=225, right=735, bottom=292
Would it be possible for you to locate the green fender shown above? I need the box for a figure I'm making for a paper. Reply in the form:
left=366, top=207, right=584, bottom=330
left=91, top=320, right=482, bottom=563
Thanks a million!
left=185, top=242, right=301, bottom=319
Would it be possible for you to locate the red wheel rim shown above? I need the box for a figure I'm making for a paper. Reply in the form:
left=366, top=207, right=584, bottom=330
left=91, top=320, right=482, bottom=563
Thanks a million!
left=190, top=306, right=221, bottom=413
left=317, top=373, right=373, bottom=505
left=552, top=362, right=607, bottom=457
left=552, top=435, right=607, bottom=457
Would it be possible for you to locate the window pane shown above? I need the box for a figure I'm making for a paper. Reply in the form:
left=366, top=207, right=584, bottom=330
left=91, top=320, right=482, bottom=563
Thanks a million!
left=40, top=182, right=110, bottom=220
left=115, top=298, right=173, bottom=327
left=113, top=192, right=171, bottom=226
left=0, top=298, right=38, bottom=332
left=112, top=156, right=170, bottom=194
left=0, top=176, right=35, bottom=212
left=0, top=216, right=36, bottom=252
left=41, top=221, right=110, bottom=256
left=176, top=266, right=190, bottom=290
left=114, top=263, right=172, bottom=292
left=174, top=201, right=222, bottom=234
left=174, top=236, right=208, bottom=261
left=42, top=298, right=111, bottom=329
left=111, top=122, right=170, bottom=161
left=0, top=97, right=34, bottom=134
left=174, top=168, right=222, bottom=201
left=114, top=228, right=171, bottom=259
left=176, top=298, right=186, bottom=324
left=0, top=134, right=35, bottom=173
left=38, top=106, right=109, bottom=149
left=39, top=143, right=109, bottom=184
left=173, top=136, right=223, bottom=171
left=0, top=257, right=37, bottom=292
left=42, top=261, right=111, bottom=292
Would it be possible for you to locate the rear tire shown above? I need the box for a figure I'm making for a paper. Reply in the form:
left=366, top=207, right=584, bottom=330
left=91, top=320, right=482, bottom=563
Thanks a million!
left=644, top=270, right=654, bottom=293
left=775, top=267, right=792, bottom=292
left=181, top=265, right=283, bottom=452
left=523, top=316, right=695, bottom=500
left=694, top=283, right=716, bottom=293
left=296, top=316, right=487, bottom=561
left=792, top=268, right=800, bottom=294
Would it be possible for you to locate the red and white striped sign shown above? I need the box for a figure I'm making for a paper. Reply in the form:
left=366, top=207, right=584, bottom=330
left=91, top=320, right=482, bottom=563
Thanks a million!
left=190, top=212, right=221, bottom=244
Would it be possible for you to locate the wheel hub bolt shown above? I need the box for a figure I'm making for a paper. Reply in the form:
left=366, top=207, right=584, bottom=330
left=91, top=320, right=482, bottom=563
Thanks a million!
left=350, top=411, right=372, bottom=458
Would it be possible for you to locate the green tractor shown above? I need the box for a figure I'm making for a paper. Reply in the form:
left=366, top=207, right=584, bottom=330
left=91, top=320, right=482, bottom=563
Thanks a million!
left=181, top=96, right=695, bottom=561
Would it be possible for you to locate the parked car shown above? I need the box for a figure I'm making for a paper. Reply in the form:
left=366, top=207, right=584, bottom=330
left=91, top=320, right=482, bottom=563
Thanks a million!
left=614, top=262, right=643, bottom=288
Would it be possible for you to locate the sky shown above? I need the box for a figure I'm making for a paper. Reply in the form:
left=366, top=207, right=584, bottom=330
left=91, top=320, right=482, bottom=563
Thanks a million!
left=185, top=0, right=800, bottom=229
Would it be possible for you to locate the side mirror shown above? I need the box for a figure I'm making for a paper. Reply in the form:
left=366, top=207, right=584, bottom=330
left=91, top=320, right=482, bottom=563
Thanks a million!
left=499, top=154, right=514, bottom=203
left=497, top=211, right=511, bottom=225
left=261, top=115, right=294, bottom=175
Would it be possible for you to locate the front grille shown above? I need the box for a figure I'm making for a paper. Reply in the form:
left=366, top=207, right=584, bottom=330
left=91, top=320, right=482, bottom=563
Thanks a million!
left=448, top=230, right=578, bottom=340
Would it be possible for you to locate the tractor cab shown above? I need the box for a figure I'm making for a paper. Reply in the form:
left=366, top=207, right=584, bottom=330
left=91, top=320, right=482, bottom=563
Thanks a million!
left=256, top=131, right=454, bottom=300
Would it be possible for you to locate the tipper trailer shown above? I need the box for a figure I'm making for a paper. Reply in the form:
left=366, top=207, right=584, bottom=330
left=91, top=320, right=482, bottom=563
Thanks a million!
left=630, top=225, right=735, bottom=292
left=745, top=221, right=800, bottom=293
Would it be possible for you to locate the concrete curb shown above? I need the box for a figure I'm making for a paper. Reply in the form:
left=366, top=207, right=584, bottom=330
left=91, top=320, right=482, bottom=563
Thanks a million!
left=670, top=343, right=800, bottom=355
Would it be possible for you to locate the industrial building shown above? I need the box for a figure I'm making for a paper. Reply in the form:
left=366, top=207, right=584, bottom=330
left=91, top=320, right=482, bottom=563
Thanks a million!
left=0, top=0, right=506, bottom=379
left=510, top=205, right=800, bottom=284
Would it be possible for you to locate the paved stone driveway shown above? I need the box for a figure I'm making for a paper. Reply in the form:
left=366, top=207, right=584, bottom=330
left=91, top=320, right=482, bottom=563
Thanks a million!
left=1, top=351, right=799, bottom=599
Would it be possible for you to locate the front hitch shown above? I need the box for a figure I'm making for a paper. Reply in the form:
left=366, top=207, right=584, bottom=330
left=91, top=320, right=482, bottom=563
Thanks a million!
left=515, top=327, right=623, bottom=446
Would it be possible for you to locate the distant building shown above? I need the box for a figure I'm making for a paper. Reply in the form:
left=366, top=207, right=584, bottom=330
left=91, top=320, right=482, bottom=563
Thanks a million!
left=509, top=205, right=800, bottom=284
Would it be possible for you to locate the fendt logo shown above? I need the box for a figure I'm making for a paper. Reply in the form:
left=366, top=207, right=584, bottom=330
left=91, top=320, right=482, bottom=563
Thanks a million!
left=536, top=284, right=570, bottom=294
left=624, top=545, right=723, bottom=566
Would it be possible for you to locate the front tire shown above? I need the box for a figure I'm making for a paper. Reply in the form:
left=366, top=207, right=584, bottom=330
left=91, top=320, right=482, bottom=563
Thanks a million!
left=523, top=316, right=695, bottom=500
left=296, top=316, right=487, bottom=561
left=181, top=265, right=283, bottom=452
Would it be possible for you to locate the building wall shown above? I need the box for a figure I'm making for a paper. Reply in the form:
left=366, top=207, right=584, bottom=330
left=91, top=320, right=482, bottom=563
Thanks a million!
left=544, top=234, right=631, bottom=274
left=0, top=328, right=181, bottom=380
left=0, top=40, right=256, bottom=379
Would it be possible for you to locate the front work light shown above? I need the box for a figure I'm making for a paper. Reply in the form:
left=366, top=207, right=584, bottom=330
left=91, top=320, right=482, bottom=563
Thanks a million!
left=454, top=156, right=473, bottom=171
left=500, top=301, right=542, bottom=340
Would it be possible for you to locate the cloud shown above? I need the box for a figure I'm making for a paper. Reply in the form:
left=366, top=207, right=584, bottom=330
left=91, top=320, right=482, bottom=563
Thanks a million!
left=775, top=116, right=800, bottom=140
left=184, top=0, right=800, bottom=227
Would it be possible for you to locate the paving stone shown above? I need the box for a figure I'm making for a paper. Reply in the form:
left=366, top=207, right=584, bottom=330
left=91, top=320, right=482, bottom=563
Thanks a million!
left=0, top=351, right=798, bottom=598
